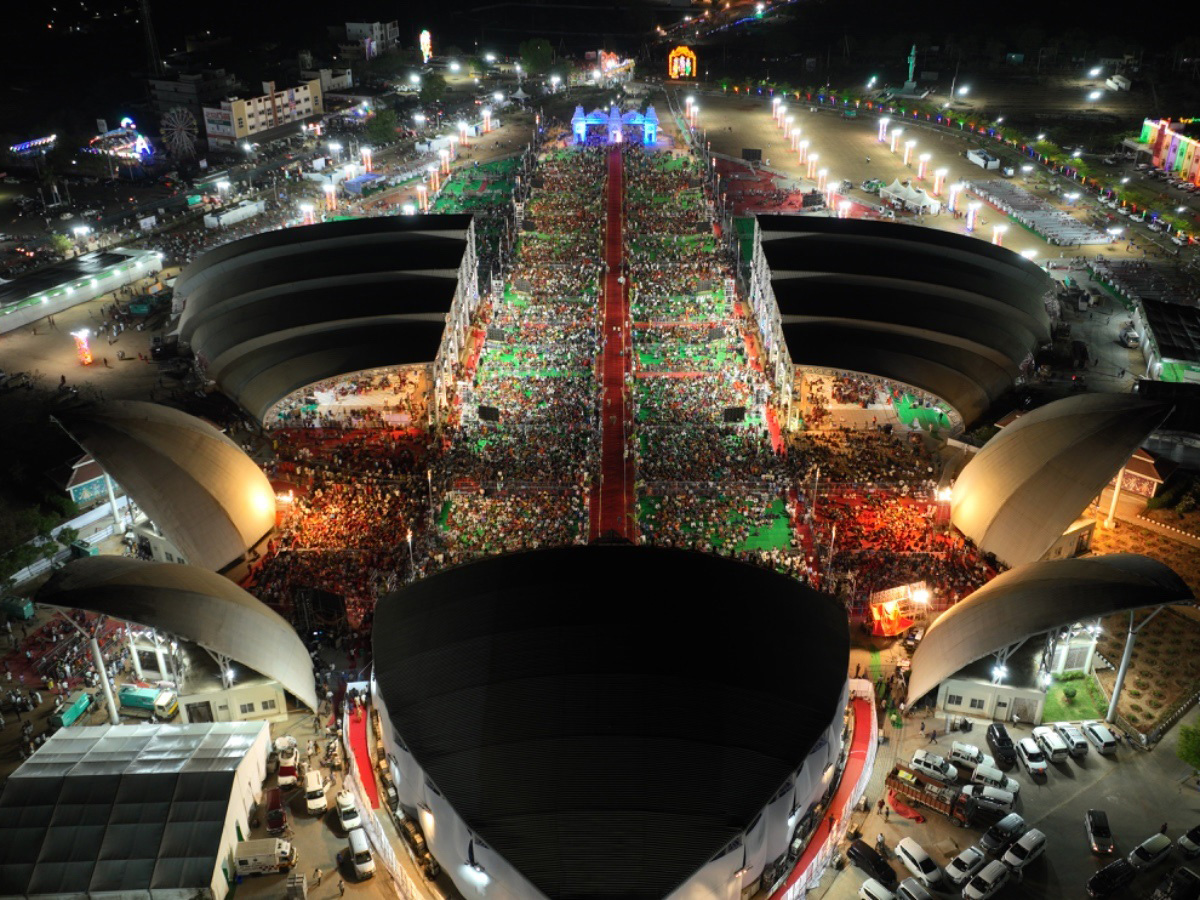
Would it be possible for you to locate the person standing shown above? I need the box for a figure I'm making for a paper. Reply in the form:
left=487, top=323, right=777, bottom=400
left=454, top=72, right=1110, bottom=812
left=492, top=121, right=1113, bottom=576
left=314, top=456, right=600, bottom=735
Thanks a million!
left=338, top=879, right=346, bottom=896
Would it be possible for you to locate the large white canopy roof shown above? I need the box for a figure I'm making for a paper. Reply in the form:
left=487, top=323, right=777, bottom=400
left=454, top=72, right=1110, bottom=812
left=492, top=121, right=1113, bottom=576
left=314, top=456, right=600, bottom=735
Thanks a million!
left=906, top=553, right=1192, bottom=704
left=38, top=557, right=318, bottom=711
left=951, top=394, right=1171, bottom=566
left=56, top=401, right=276, bottom=573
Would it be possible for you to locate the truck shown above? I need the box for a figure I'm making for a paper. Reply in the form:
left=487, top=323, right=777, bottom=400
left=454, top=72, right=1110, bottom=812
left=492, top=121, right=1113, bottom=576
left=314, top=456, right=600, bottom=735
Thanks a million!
left=50, top=691, right=93, bottom=728
left=1, top=596, right=35, bottom=620
left=233, top=838, right=297, bottom=876
left=886, top=763, right=975, bottom=826
left=118, top=684, right=179, bottom=720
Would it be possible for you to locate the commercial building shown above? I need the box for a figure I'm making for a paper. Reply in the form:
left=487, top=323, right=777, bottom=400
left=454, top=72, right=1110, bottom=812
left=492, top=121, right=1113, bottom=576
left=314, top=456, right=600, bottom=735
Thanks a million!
left=1137, top=119, right=1200, bottom=184
left=148, top=68, right=239, bottom=124
left=372, top=546, right=851, bottom=900
left=0, top=722, right=271, bottom=900
left=203, top=79, right=323, bottom=150
left=343, top=20, right=399, bottom=59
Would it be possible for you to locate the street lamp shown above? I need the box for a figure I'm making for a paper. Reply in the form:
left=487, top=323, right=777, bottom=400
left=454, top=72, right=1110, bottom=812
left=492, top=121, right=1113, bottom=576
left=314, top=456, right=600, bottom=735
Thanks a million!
left=1036, top=133, right=1046, bottom=141
left=1088, top=91, right=1103, bottom=101
left=550, top=75, right=561, bottom=92
left=484, top=53, right=496, bottom=63
left=493, top=91, right=504, bottom=103
left=1089, top=67, right=1102, bottom=77
left=449, top=60, right=461, bottom=73
left=409, top=73, right=421, bottom=86
left=957, top=85, right=970, bottom=96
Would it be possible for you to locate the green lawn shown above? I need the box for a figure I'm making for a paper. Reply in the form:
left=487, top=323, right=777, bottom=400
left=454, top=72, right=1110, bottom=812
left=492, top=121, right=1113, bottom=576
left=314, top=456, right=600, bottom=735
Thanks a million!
left=1041, top=675, right=1108, bottom=723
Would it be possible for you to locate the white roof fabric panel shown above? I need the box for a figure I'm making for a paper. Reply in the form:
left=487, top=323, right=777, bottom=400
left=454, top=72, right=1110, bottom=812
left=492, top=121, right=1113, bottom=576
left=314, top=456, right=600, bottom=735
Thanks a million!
left=38, top=557, right=318, bottom=712
left=0, top=723, right=266, bottom=898
left=56, top=401, right=276, bottom=572
left=951, top=394, right=1172, bottom=566
left=906, top=553, right=1193, bottom=703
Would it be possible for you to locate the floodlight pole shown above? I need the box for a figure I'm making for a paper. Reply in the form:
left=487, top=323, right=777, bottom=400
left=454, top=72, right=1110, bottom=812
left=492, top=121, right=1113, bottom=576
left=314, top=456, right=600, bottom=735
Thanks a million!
left=1104, top=463, right=1126, bottom=528
left=126, top=623, right=144, bottom=680
left=53, top=608, right=119, bottom=725
left=1106, top=605, right=1164, bottom=724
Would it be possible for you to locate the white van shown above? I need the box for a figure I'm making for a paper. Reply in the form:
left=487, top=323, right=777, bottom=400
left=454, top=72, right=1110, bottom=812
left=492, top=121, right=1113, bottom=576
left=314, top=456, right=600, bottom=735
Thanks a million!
left=895, top=877, right=933, bottom=900
left=347, top=827, right=376, bottom=879
left=1032, top=726, right=1070, bottom=762
left=960, top=784, right=1016, bottom=813
left=972, top=763, right=1020, bottom=794
left=234, top=838, right=296, bottom=876
left=1083, top=721, right=1120, bottom=754
left=304, top=771, right=328, bottom=815
left=909, top=749, right=957, bottom=785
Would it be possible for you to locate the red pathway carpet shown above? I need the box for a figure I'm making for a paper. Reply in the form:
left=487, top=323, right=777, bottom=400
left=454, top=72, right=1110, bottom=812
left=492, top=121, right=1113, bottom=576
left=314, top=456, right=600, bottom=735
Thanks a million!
left=592, top=146, right=635, bottom=541
left=769, top=697, right=874, bottom=900
left=348, top=708, right=380, bottom=809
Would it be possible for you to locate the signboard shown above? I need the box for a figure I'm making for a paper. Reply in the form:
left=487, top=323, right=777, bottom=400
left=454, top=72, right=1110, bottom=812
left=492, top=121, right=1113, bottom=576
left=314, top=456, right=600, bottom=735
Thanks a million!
left=419, top=30, right=433, bottom=64
left=668, top=46, right=696, bottom=80
left=138, top=215, right=157, bottom=231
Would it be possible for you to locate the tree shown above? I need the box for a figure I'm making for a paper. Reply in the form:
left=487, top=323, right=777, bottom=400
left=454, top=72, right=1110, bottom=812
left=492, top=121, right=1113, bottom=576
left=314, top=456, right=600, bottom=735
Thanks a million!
left=366, top=109, right=399, bottom=144
left=1178, top=722, right=1200, bottom=772
left=48, top=234, right=73, bottom=257
left=519, top=38, right=554, bottom=75
left=419, top=74, right=448, bottom=104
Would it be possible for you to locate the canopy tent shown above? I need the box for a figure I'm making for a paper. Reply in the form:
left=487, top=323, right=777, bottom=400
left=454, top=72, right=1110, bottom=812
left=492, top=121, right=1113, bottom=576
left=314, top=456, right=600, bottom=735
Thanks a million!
left=951, top=394, right=1172, bottom=567
left=906, top=554, right=1192, bottom=704
left=38, top=557, right=319, bottom=711
left=55, top=401, right=276, bottom=573
left=0, top=722, right=269, bottom=900
left=880, top=179, right=941, bottom=213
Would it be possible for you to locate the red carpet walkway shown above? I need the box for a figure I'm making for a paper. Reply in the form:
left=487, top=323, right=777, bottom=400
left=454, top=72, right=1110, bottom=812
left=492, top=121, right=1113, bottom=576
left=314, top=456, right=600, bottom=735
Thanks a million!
left=591, top=146, right=635, bottom=541
left=769, top=697, right=874, bottom=900
left=348, top=708, right=380, bottom=809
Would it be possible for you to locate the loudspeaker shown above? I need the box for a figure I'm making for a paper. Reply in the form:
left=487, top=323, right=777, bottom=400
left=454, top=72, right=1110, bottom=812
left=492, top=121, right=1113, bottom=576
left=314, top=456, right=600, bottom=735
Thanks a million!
left=478, top=405, right=501, bottom=422
left=723, top=407, right=745, bottom=423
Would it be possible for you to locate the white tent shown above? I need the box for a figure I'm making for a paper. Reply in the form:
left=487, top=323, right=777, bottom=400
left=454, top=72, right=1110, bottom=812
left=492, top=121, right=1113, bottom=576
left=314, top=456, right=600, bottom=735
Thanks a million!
left=880, top=179, right=941, bottom=214
left=0, top=722, right=270, bottom=900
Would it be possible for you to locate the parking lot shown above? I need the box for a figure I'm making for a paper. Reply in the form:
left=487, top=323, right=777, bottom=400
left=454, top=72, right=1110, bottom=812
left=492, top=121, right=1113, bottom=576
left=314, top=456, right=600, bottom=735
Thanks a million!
left=816, top=705, right=1200, bottom=899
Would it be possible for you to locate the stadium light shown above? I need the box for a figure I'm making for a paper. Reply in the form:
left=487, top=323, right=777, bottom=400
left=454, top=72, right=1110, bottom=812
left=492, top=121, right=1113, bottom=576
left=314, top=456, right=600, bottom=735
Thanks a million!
left=484, top=53, right=496, bottom=63
left=957, top=85, right=970, bottom=96
left=1088, top=91, right=1102, bottom=101
left=1089, top=66, right=1102, bottom=77
left=449, top=61, right=461, bottom=73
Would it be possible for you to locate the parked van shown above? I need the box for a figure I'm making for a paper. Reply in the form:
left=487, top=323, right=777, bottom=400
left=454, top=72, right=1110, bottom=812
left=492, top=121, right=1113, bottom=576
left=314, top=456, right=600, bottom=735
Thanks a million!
left=1083, top=721, right=1120, bottom=755
left=895, top=877, right=933, bottom=900
left=1054, top=723, right=1089, bottom=758
left=234, top=838, right=296, bottom=876
left=304, top=771, right=328, bottom=816
left=347, top=827, right=375, bottom=879
left=1033, top=726, right=1070, bottom=762
left=265, top=787, right=288, bottom=835
left=972, top=763, right=1020, bottom=794
left=909, top=749, right=957, bottom=785
left=960, top=784, right=1016, bottom=814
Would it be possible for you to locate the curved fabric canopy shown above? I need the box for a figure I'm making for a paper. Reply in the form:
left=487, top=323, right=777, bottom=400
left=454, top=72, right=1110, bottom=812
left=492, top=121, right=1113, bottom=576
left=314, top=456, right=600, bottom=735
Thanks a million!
left=952, top=394, right=1172, bottom=567
left=56, top=401, right=276, bottom=572
left=757, top=214, right=1053, bottom=340
left=756, top=215, right=1053, bottom=428
left=174, top=216, right=473, bottom=423
left=907, top=554, right=1193, bottom=704
left=37, top=556, right=318, bottom=711
left=374, top=545, right=849, bottom=900
left=781, top=321, right=1012, bottom=427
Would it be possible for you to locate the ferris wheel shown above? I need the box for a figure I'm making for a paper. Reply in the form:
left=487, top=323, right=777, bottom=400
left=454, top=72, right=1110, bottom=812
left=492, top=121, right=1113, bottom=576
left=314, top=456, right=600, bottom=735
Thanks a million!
left=161, top=106, right=198, bottom=158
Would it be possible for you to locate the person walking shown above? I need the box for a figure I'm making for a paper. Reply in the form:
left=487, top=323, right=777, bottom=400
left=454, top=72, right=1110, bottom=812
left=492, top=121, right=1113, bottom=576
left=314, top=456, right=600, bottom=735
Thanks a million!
left=338, top=879, right=346, bottom=896
left=884, top=807, right=890, bottom=822
left=929, top=729, right=938, bottom=744
left=313, top=867, right=322, bottom=886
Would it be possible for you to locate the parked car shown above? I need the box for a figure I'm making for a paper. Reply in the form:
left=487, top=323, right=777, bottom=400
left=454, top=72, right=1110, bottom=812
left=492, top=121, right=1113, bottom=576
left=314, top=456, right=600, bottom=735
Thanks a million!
left=1016, top=737, right=1048, bottom=777
left=1150, top=866, right=1200, bottom=900
left=971, top=763, right=1020, bottom=794
left=1088, top=858, right=1137, bottom=897
left=847, top=840, right=897, bottom=887
left=948, top=742, right=993, bottom=770
left=894, top=837, right=943, bottom=890
left=1086, top=809, right=1116, bottom=855
left=945, top=845, right=987, bottom=888
left=1130, top=833, right=1175, bottom=870
left=894, top=877, right=932, bottom=900
left=1002, top=829, right=1046, bottom=870
left=986, top=723, right=1017, bottom=767
left=1082, top=721, right=1120, bottom=754
left=1178, top=825, right=1200, bottom=858
left=981, top=813, right=1028, bottom=854
left=910, top=749, right=957, bottom=785
left=960, top=784, right=1016, bottom=814
left=963, top=860, right=1010, bottom=900
left=858, top=878, right=896, bottom=900
left=1032, top=726, right=1070, bottom=762
left=1055, top=723, right=1090, bottom=757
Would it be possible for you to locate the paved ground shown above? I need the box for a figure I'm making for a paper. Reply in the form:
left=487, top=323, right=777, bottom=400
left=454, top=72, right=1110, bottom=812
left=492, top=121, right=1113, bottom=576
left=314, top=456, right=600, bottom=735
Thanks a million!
left=814, top=683, right=1200, bottom=899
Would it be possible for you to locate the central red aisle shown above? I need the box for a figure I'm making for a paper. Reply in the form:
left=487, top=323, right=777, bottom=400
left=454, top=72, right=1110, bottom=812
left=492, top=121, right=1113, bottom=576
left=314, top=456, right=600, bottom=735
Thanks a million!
left=348, top=708, right=380, bottom=809
left=591, top=146, right=635, bottom=540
